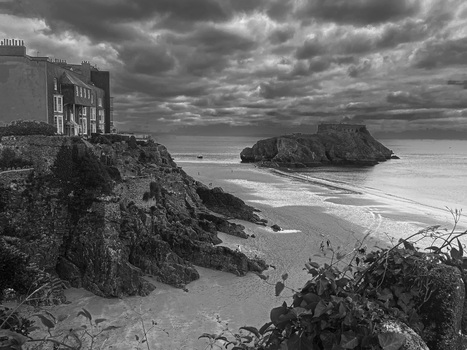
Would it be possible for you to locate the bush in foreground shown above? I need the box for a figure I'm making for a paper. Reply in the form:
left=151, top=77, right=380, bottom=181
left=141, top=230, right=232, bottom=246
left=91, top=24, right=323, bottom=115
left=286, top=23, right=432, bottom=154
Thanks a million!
left=0, top=120, right=56, bottom=136
left=202, top=209, right=466, bottom=350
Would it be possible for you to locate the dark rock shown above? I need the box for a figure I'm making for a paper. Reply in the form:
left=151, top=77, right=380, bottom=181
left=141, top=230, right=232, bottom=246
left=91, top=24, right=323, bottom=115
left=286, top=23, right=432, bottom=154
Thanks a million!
left=271, top=224, right=282, bottom=232
left=379, top=319, right=428, bottom=350
left=391, top=155, right=401, bottom=159
left=240, top=125, right=395, bottom=167
left=417, top=264, right=465, bottom=350
left=371, top=250, right=465, bottom=350
left=196, top=185, right=263, bottom=223
left=0, top=135, right=267, bottom=299
left=198, top=211, right=248, bottom=238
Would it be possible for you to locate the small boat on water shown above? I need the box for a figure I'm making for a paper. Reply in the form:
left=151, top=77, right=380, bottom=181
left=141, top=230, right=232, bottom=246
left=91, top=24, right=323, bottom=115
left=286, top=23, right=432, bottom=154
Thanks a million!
left=197, top=155, right=203, bottom=159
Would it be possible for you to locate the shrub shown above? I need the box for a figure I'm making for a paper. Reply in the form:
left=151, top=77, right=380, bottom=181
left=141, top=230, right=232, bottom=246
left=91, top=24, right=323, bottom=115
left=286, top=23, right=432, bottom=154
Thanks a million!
left=0, top=120, right=56, bottom=136
left=202, top=210, right=467, bottom=350
left=0, top=148, right=33, bottom=169
left=0, top=308, right=34, bottom=336
left=0, top=239, right=34, bottom=301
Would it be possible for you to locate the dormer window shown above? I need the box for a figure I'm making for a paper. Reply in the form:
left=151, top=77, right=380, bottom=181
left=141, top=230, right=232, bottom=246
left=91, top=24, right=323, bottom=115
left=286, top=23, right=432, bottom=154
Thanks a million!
left=53, top=78, right=58, bottom=91
left=75, top=86, right=79, bottom=97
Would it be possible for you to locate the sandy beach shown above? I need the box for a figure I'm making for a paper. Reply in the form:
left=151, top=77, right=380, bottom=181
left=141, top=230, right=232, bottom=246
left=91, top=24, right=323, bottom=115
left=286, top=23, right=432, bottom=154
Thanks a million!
left=25, top=160, right=461, bottom=350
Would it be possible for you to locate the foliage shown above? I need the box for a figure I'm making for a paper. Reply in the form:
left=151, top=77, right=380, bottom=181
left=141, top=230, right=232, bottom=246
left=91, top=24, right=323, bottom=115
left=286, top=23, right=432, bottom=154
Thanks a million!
left=0, top=148, right=33, bottom=169
left=203, top=208, right=467, bottom=350
left=0, top=120, right=56, bottom=136
left=142, top=182, right=162, bottom=202
left=51, top=140, right=113, bottom=219
left=89, top=134, right=130, bottom=145
left=0, top=308, right=34, bottom=336
left=0, top=306, right=120, bottom=350
left=0, top=239, right=34, bottom=301
left=89, top=135, right=111, bottom=145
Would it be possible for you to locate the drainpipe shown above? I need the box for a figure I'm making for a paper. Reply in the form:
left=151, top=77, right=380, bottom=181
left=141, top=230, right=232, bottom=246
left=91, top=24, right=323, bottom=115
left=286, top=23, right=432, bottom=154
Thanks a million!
left=44, top=61, right=49, bottom=123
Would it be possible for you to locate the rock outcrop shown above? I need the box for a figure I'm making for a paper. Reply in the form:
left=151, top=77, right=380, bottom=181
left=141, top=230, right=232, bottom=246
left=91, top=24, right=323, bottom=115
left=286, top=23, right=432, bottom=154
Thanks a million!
left=196, top=185, right=265, bottom=223
left=240, top=124, right=394, bottom=167
left=0, top=135, right=267, bottom=298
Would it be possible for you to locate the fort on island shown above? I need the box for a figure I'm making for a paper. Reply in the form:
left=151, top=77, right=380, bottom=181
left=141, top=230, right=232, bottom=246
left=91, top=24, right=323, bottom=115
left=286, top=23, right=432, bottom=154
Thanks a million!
left=317, top=123, right=368, bottom=134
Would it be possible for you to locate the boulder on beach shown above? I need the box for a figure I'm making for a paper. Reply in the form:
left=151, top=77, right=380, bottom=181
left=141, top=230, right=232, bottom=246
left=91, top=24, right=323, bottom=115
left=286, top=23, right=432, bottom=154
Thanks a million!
left=271, top=224, right=282, bottom=232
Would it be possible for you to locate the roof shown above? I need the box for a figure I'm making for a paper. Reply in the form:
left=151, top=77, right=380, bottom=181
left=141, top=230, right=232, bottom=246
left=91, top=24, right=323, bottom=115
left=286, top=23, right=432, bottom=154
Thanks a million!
left=61, top=71, right=94, bottom=90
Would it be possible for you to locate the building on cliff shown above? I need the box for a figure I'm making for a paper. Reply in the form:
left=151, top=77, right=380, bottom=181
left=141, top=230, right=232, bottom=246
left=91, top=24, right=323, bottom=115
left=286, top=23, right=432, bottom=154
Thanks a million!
left=317, top=123, right=368, bottom=134
left=0, top=39, right=114, bottom=135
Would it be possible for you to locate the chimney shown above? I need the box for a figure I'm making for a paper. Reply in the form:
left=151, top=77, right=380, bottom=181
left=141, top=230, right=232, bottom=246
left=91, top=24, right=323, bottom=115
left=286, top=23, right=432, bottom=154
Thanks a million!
left=0, top=38, right=26, bottom=56
left=81, top=60, right=91, bottom=82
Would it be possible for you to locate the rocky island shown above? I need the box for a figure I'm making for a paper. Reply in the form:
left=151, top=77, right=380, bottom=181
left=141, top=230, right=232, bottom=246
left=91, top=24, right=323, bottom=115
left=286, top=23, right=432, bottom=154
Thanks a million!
left=0, top=129, right=267, bottom=300
left=240, top=124, right=396, bottom=167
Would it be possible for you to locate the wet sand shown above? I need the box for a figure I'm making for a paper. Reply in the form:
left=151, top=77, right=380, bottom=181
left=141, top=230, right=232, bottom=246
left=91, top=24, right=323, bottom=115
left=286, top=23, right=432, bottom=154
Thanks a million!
left=23, top=161, right=460, bottom=349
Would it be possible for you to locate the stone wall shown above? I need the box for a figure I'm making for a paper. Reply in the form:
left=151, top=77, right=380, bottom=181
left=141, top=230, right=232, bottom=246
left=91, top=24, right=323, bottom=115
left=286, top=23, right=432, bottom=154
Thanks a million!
left=0, top=168, right=33, bottom=187
left=0, top=135, right=73, bottom=174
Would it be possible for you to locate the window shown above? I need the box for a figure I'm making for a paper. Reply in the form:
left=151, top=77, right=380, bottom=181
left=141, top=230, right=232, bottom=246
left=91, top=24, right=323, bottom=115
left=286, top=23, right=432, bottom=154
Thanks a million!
left=87, top=89, right=90, bottom=99
left=54, top=115, right=64, bottom=134
left=81, top=117, right=88, bottom=135
left=82, top=107, right=87, bottom=117
left=53, top=95, right=63, bottom=113
left=80, top=87, right=83, bottom=97
left=91, top=122, right=97, bottom=134
left=98, top=109, right=104, bottom=122
left=75, top=86, right=79, bottom=97
left=91, top=93, right=94, bottom=104
left=98, top=97, right=102, bottom=107
left=53, top=78, right=58, bottom=91
left=90, top=107, right=96, bottom=120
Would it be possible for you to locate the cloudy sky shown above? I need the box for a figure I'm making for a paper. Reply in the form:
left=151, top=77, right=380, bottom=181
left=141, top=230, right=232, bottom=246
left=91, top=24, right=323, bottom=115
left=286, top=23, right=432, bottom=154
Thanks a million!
left=1, top=0, right=467, bottom=136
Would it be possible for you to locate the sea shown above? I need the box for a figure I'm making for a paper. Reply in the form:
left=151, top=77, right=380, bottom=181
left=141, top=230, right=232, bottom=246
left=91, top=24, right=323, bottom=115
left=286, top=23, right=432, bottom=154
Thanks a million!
left=157, top=135, right=467, bottom=234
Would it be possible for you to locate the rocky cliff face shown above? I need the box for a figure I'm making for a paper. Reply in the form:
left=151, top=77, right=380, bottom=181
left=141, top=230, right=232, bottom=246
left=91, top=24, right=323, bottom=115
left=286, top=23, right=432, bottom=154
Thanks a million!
left=0, top=135, right=267, bottom=298
left=240, top=128, right=394, bottom=167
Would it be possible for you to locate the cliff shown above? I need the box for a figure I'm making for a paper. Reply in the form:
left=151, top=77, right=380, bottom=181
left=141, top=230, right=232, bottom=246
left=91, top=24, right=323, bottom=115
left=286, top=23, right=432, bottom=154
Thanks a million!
left=0, top=135, right=267, bottom=299
left=240, top=125, right=395, bottom=167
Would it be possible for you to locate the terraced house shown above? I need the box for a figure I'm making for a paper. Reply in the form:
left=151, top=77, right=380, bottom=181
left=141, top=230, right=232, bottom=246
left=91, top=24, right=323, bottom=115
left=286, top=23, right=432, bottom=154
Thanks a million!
left=0, top=39, right=113, bottom=135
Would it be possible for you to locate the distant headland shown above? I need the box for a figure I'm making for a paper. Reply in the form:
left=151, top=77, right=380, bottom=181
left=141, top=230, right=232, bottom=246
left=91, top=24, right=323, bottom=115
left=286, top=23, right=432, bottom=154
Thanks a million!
left=240, top=123, right=397, bottom=167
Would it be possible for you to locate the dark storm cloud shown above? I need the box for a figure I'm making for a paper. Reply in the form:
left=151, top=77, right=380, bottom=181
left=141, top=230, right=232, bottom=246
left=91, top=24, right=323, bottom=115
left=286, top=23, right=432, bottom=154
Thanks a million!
left=298, top=0, right=421, bottom=26
left=118, top=44, right=175, bottom=75
left=386, top=91, right=424, bottom=106
left=2, top=0, right=467, bottom=135
left=412, top=37, right=467, bottom=69
left=113, top=73, right=210, bottom=100
left=267, top=0, right=294, bottom=21
left=295, top=37, right=325, bottom=59
left=351, top=110, right=458, bottom=122
left=8, top=0, right=232, bottom=42
left=347, top=60, right=372, bottom=77
left=295, top=19, right=429, bottom=61
left=184, top=51, right=229, bottom=76
left=377, top=19, right=428, bottom=49
left=179, top=25, right=256, bottom=55
left=269, top=27, right=295, bottom=45
left=259, top=82, right=301, bottom=99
